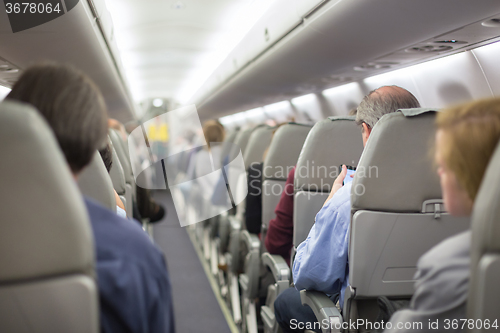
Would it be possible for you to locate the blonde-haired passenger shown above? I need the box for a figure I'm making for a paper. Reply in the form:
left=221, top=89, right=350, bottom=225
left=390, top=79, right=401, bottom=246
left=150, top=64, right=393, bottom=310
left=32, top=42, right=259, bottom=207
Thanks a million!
left=386, top=99, right=500, bottom=332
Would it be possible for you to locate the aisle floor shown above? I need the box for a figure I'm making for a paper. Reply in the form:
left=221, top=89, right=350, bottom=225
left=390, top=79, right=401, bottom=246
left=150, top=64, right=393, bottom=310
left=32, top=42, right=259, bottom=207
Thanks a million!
left=152, top=190, right=233, bottom=333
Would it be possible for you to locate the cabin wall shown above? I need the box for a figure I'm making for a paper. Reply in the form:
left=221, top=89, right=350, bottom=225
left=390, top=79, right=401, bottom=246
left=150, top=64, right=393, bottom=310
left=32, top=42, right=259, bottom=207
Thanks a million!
left=221, top=39, right=500, bottom=128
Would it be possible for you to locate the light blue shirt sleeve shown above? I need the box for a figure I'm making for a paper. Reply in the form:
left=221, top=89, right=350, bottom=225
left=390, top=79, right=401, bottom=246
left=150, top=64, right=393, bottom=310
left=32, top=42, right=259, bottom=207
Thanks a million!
left=293, top=182, right=352, bottom=299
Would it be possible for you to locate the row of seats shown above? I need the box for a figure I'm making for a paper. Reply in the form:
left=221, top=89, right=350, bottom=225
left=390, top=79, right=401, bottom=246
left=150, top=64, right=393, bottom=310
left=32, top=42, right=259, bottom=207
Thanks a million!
left=188, top=106, right=499, bottom=333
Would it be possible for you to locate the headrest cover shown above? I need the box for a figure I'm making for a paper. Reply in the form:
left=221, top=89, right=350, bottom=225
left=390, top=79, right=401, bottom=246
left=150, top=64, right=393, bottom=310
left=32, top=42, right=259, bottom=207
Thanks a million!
left=470, top=139, right=500, bottom=267
left=243, top=126, right=273, bottom=170
left=78, top=151, right=116, bottom=212
left=351, top=109, right=441, bottom=213
left=0, top=100, right=94, bottom=282
left=264, top=123, right=312, bottom=180
left=295, top=117, right=364, bottom=191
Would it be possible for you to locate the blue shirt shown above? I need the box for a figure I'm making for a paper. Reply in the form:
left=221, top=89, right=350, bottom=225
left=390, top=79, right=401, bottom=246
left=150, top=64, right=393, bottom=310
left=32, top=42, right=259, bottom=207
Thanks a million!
left=292, top=182, right=351, bottom=308
left=84, top=197, right=175, bottom=333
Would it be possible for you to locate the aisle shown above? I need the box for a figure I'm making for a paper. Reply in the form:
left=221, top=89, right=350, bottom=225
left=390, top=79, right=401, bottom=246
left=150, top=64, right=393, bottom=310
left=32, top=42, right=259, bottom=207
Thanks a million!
left=152, top=190, right=233, bottom=333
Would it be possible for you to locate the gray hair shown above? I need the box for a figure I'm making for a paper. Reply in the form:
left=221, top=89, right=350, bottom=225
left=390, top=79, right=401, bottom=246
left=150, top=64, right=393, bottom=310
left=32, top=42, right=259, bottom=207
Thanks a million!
left=356, top=85, right=420, bottom=128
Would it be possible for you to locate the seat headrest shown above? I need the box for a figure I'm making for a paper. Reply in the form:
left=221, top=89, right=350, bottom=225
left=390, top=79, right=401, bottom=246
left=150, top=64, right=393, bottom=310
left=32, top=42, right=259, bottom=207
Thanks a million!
left=351, top=108, right=441, bottom=213
left=295, top=116, right=364, bottom=191
left=243, top=125, right=273, bottom=170
left=0, top=100, right=94, bottom=283
left=78, top=151, right=116, bottom=212
left=470, top=139, right=500, bottom=267
left=264, top=123, right=312, bottom=180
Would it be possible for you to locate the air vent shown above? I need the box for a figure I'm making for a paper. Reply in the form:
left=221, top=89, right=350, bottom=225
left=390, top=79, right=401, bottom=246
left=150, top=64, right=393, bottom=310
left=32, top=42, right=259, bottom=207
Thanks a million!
left=434, top=40, right=467, bottom=45
left=482, top=18, right=500, bottom=28
left=406, top=45, right=453, bottom=53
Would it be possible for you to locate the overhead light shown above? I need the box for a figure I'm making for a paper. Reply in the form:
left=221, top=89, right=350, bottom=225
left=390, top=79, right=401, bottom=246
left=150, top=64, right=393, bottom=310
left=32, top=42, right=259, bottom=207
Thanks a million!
left=152, top=98, right=164, bottom=107
left=291, top=93, right=317, bottom=105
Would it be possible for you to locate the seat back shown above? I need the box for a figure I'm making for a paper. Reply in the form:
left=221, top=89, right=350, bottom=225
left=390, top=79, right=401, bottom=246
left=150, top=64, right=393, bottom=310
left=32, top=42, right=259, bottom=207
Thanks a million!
left=243, top=125, right=273, bottom=170
left=0, top=101, right=98, bottom=333
left=293, top=117, right=363, bottom=254
left=347, top=109, right=470, bottom=323
left=262, top=123, right=312, bottom=234
left=78, top=151, right=116, bottom=212
left=233, top=126, right=256, bottom=157
left=468, top=140, right=500, bottom=329
left=109, top=140, right=130, bottom=215
left=109, top=129, right=134, bottom=187
left=236, top=125, right=273, bottom=219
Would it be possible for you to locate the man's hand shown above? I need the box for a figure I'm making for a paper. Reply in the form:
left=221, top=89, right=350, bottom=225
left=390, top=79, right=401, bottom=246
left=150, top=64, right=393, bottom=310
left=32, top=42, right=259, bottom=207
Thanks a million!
left=323, top=165, right=348, bottom=206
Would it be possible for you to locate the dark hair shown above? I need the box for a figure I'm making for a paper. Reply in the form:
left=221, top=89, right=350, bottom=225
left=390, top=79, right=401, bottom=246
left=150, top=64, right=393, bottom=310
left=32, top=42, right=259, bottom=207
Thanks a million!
left=99, top=142, right=113, bottom=173
left=7, top=63, right=108, bottom=173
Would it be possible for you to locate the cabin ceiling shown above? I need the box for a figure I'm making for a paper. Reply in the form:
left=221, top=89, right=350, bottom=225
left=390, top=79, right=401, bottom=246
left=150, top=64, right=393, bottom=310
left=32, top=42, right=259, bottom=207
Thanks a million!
left=0, top=1, right=135, bottom=122
left=104, top=0, right=274, bottom=104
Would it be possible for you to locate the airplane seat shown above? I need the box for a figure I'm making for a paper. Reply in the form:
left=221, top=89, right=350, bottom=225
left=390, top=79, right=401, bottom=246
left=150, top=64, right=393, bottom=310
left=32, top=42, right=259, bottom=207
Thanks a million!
left=300, top=109, right=470, bottom=333
left=261, top=123, right=312, bottom=248
left=238, top=123, right=312, bottom=333
left=221, top=124, right=272, bottom=325
left=468, top=139, right=500, bottom=331
left=293, top=116, right=363, bottom=264
left=0, top=101, right=98, bottom=333
left=78, top=151, right=117, bottom=212
left=261, top=116, right=363, bottom=333
left=109, top=129, right=136, bottom=200
left=109, top=140, right=130, bottom=216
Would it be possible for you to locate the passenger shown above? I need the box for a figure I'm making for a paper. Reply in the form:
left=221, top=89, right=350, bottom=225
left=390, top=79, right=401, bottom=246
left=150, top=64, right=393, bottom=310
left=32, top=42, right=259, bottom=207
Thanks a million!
left=7, top=63, right=175, bottom=333
left=274, top=86, right=421, bottom=333
left=98, top=143, right=127, bottom=218
left=265, top=166, right=295, bottom=266
left=385, top=98, right=500, bottom=332
left=265, top=110, right=357, bottom=266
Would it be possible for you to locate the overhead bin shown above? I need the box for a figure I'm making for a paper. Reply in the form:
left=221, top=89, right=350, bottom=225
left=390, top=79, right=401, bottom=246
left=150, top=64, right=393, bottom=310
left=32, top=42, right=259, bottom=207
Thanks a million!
left=192, top=0, right=500, bottom=118
left=0, top=0, right=135, bottom=121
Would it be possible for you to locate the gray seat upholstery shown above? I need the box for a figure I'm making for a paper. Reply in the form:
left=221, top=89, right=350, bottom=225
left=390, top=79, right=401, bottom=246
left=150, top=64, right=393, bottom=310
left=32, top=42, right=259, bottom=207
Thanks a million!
left=0, top=100, right=98, bottom=333
left=262, top=123, right=312, bottom=232
left=261, top=117, right=363, bottom=333
left=109, top=129, right=135, bottom=195
left=109, top=130, right=134, bottom=217
left=301, top=109, right=470, bottom=333
left=78, top=151, right=116, bottom=212
left=293, top=116, right=363, bottom=259
left=233, top=126, right=258, bottom=158
left=237, top=123, right=311, bottom=333
left=109, top=140, right=130, bottom=216
left=468, top=139, right=500, bottom=331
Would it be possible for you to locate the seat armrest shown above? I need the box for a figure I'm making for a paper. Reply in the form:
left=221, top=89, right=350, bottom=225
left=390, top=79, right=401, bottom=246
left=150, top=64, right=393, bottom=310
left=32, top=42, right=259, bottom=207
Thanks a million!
left=261, top=253, right=290, bottom=282
left=300, top=290, right=343, bottom=333
left=240, top=230, right=260, bottom=252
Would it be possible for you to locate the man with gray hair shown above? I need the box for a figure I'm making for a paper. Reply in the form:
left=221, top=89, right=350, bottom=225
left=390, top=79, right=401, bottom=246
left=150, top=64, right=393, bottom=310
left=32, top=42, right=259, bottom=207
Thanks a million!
left=275, top=86, right=420, bottom=333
